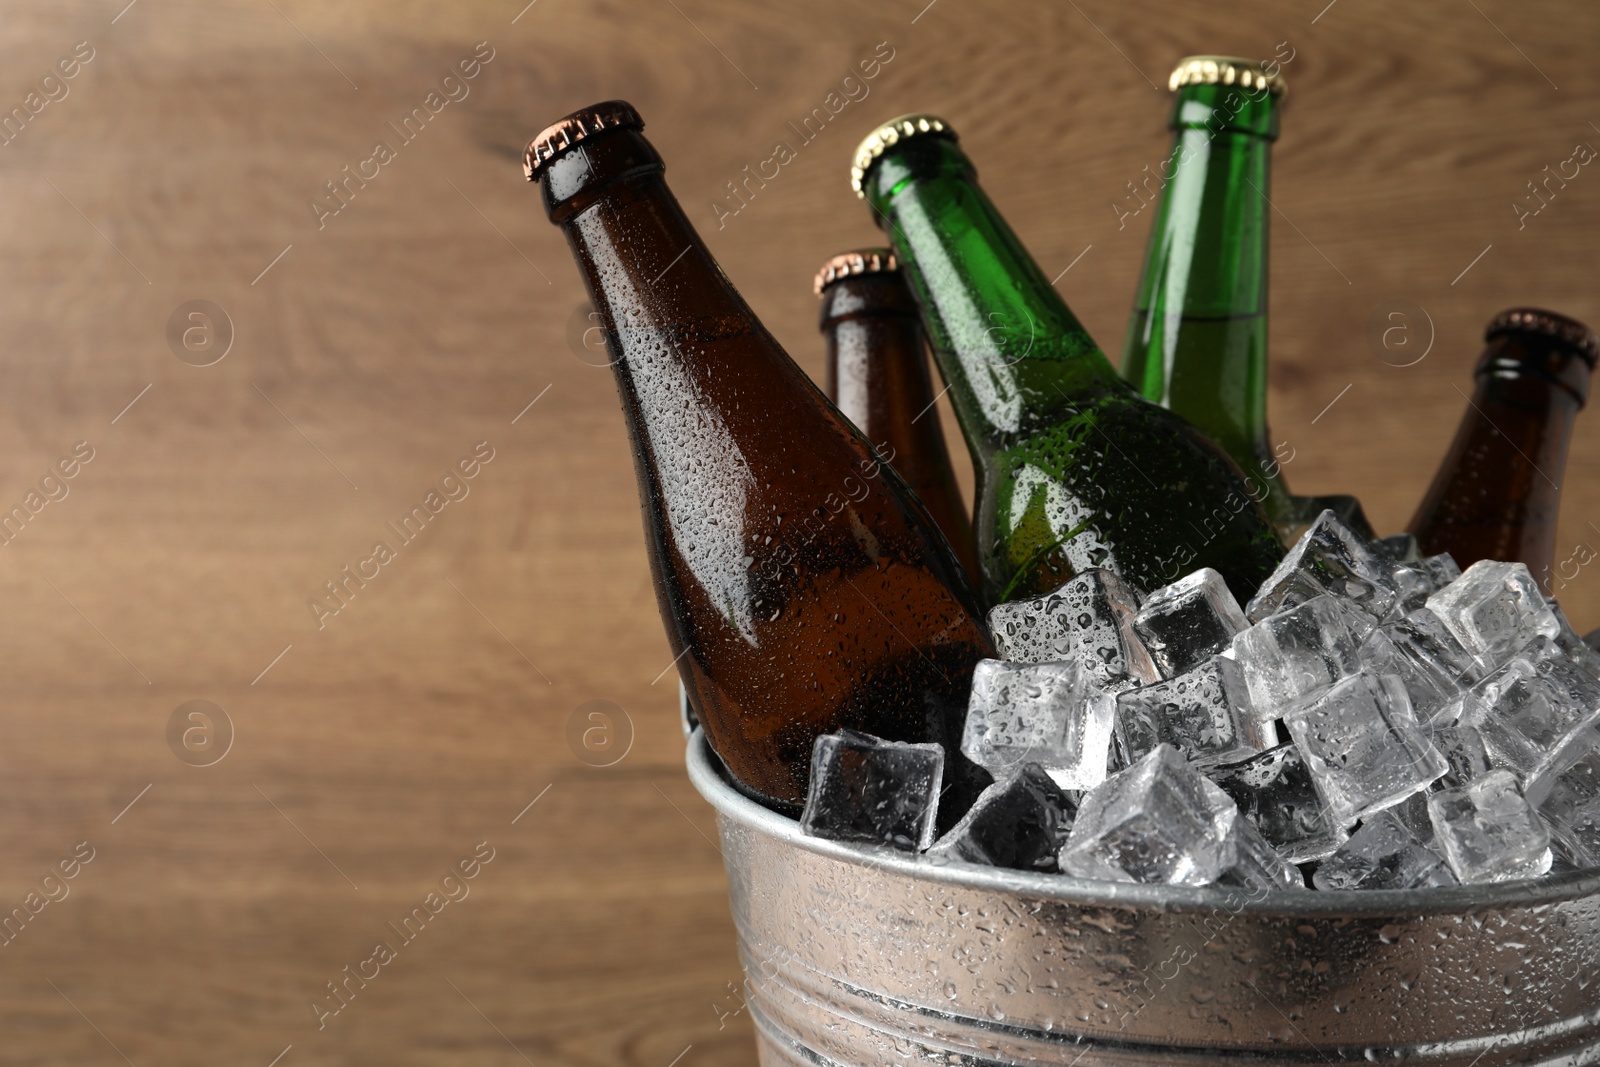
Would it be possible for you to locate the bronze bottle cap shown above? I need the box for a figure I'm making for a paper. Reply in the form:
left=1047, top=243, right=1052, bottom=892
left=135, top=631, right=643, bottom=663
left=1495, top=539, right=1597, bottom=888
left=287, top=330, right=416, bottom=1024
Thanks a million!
left=1169, top=55, right=1286, bottom=98
left=814, top=248, right=899, bottom=296
left=524, top=100, right=644, bottom=181
left=850, top=114, right=956, bottom=199
left=1486, top=308, right=1599, bottom=367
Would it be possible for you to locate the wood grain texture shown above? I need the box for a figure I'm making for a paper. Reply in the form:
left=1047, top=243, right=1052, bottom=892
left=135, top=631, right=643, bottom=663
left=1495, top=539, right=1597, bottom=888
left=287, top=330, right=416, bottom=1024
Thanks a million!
left=0, top=0, right=1596, bottom=1062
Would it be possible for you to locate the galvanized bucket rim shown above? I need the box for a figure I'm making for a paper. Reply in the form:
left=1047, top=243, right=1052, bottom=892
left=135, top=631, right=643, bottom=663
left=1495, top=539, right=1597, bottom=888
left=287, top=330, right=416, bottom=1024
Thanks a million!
left=685, top=728, right=1600, bottom=917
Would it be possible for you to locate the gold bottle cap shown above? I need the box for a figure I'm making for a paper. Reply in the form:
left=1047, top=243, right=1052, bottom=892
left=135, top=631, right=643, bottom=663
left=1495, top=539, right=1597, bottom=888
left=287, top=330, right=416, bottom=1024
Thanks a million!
left=1486, top=308, right=1599, bottom=365
left=814, top=248, right=899, bottom=296
left=524, top=100, right=644, bottom=181
left=1168, top=55, right=1286, bottom=98
left=850, top=114, right=956, bottom=199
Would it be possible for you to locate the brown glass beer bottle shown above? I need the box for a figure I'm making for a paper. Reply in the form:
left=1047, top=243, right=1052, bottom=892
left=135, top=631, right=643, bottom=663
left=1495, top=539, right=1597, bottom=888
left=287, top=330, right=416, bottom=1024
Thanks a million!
left=1409, top=308, right=1597, bottom=581
left=526, top=102, right=994, bottom=817
left=817, top=249, right=982, bottom=589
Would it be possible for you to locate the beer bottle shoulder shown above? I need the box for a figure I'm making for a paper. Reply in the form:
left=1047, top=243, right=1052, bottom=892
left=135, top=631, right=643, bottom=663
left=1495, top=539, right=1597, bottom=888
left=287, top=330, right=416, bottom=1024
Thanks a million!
left=990, top=385, right=1284, bottom=603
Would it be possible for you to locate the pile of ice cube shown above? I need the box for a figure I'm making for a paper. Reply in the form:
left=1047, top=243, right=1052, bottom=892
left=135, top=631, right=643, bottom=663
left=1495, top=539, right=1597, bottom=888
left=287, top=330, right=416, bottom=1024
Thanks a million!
left=797, top=511, right=1600, bottom=892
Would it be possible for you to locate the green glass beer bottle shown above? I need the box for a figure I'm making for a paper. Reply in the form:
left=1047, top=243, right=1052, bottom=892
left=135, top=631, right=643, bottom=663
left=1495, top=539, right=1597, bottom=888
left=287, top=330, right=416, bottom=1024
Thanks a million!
left=853, top=115, right=1283, bottom=606
left=527, top=102, right=994, bottom=818
left=817, top=248, right=982, bottom=586
left=1121, top=56, right=1296, bottom=528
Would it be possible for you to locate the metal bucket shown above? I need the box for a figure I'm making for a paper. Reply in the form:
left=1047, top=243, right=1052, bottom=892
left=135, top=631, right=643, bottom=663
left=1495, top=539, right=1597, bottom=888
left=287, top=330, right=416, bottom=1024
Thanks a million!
left=685, top=730, right=1600, bottom=1067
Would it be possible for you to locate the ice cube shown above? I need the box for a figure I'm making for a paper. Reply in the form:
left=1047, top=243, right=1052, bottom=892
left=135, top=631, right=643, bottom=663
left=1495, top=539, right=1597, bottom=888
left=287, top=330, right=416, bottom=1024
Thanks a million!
left=1530, top=634, right=1600, bottom=715
left=988, top=570, right=1154, bottom=690
left=1427, top=769, right=1552, bottom=883
left=1132, top=568, right=1249, bottom=677
left=925, top=763, right=1078, bottom=872
left=988, top=589, right=1077, bottom=664
left=1233, top=595, right=1363, bottom=717
left=1215, top=808, right=1306, bottom=892
left=1288, top=493, right=1377, bottom=541
left=1373, top=533, right=1422, bottom=563
left=1245, top=509, right=1398, bottom=623
left=1057, top=744, right=1235, bottom=886
left=1358, top=614, right=1476, bottom=725
left=1432, top=724, right=1492, bottom=788
left=1389, top=790, right=1438, bottom=842
left=961, top=659, right=1114, bottom=790
left=1419, top=553, right=1463, bottom=585
left=1550, top=855, right=1586, bottom=877
left=1432, top=689, right=1480, bottom=732
left=1114, top=654, right=1271, bottom=769
left=1390, top=608, right=1479, bottom=676
left=1525, top=723, right=1600, bottom=867
left=1283, top=673, right=1448, bottom=825
left=1311, top=810, right=1457, bottom=891
left=799, top=730, right=944, bottom=851
left=1426, top=560, right=1559, bottom=672
left=1337, top=599, right=1382, bottom=644
left=1456, top=643, right=1600, bottom=778
left=1048, top=570, right=1159, bottom=690
left=1550, top=599, right=1600, bottom=681
left=1384, top=558, right=1461, bottom=618
left=1208, top=743, right=1349, bottom=863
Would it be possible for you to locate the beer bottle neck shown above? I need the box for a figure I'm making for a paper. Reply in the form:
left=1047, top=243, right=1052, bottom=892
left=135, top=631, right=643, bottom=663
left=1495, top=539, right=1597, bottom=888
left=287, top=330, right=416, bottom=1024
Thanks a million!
left=1463, top=338, right=1588, bottom=498
left=1123, top=83, right=1278, bottom=481
left=542, top=129, right=798, bottom=646
left=820, top=272, right=982, bottom=584
left=1410, top=331, right=1593, bottom=577
left=863, top=136, right=1120, bottom=446
left=542, top=129, right=760, bottom=360
left=820, top=274, right=927, bottom=444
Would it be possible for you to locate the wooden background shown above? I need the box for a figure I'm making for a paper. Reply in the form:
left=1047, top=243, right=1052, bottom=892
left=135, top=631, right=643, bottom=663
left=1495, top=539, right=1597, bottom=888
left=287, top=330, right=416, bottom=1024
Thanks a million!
left=0, top=0, right=1596, bottom=1063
